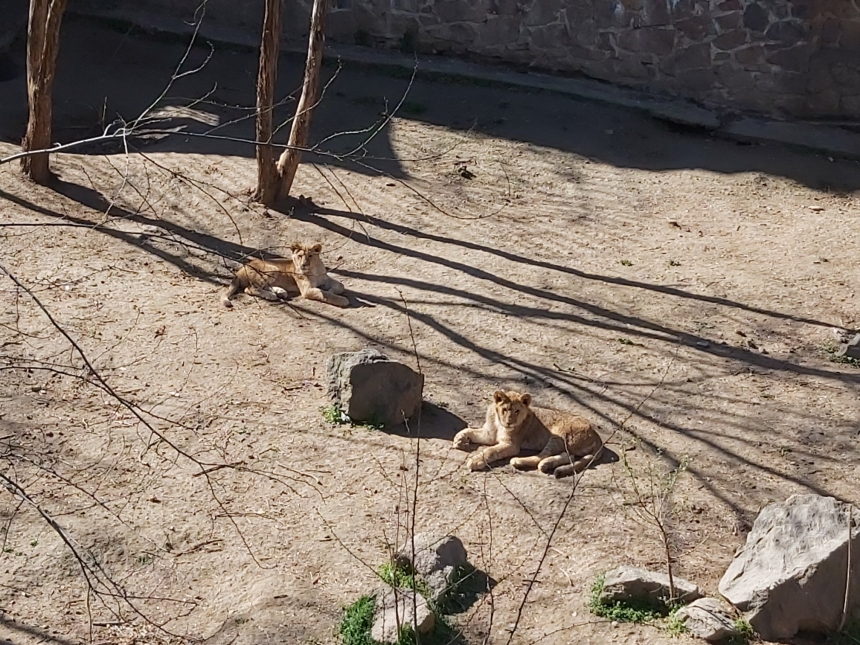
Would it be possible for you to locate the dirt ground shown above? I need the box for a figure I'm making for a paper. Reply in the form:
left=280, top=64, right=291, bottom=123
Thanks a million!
left=2, top=15, right=860, bottom=645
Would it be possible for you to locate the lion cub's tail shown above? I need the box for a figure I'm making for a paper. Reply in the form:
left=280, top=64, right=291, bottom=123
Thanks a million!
left=221, top=272, right=246, bottom=308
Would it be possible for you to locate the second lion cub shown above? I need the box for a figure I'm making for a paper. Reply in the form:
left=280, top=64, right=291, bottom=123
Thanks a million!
left=221, top=242, right=348, bottom=308
left=453, top=390, right=603, bottom=478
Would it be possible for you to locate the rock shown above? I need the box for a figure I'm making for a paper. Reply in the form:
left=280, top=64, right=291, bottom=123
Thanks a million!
left=718, top=494, right=860, bottom=640
left=371, top=587, right=435, bottom=644
left=674, top=597, right=739, bottom=642
left=395, top=533, right=468, bottom=603
left=835, top=333, right=860, bottom=359
left=600, top=565, right=702, bottom=605
left=326, top=349, right=424, bottom=428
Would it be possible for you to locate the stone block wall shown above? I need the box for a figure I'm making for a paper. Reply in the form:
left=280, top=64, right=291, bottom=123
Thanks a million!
left=315, top=0, right=860, bottom=119
left=78, top=0, right=860, bottom=119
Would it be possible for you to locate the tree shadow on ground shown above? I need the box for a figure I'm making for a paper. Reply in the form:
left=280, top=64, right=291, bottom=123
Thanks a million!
left=6, top=172, right=859, bottom=527
left=0, top=616, right=78, bottom=645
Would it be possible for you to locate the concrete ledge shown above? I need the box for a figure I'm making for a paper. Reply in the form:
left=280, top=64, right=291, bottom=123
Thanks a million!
left=69, top=5, right=860, bottom=161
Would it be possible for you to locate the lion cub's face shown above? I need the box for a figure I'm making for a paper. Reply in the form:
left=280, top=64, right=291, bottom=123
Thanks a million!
left=493, top=390, right=532, bottom=428
left=290, top=242, right=323, bottom=275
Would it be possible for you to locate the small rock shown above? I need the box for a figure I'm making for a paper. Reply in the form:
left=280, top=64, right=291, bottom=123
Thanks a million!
left=718, top=494, right=860, bottom=640
left=370, top=587, right=434, bottom=644
left=600, top=566, right=702, bottom=605
left=395, top=534, right=467, bottom=603
left=674, top=597, right=739, bottom=642
left=835, top=333, right=860, bottom=359
left=326, top=349, right=424, bottom=428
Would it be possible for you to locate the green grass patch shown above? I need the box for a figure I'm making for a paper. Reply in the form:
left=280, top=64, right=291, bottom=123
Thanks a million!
left=338, top=592, right=464, bottom=645
left=339, top=595, right=377, bottom=645
left=664, top=609, right=688, bottom=637
left=587, top=574, right=671, bottom=624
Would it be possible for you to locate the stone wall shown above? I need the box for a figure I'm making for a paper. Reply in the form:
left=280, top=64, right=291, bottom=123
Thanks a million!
left=78, top=0, right=860, bottom=120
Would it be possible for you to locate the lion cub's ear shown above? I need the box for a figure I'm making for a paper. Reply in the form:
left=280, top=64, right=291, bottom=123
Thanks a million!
left=492, top=390, right=507, bottom=403
left=310, top=243, right=323, bottom=254
left=520, top=393, right=532, bottom=407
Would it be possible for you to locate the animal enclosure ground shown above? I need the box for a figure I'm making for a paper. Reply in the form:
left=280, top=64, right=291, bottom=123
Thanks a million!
left=2, top=16, right=860, bottom=645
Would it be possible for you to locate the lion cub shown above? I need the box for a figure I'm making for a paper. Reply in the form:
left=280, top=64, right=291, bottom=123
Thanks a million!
left=221, top=242, right=348, bottom=308
left=452, top=390, right=603, bottom=478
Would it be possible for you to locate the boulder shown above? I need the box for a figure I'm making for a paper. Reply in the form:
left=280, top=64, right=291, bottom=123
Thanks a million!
left=674, top=597, right=739, bottom=642
left=600, top=566, right=702, bottom=605
left=718, top=494, right=860, bottom=640
left=326, top=349, right=423, bottom=428
left=395, top=534, right=468, bottom=604
left=371, top=587, right=434, bottom=644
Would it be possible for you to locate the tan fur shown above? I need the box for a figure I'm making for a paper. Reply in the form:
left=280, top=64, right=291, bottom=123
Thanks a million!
left=452, top=390, right=603, bottom=478
left=221, top=242, right=348, bottom=309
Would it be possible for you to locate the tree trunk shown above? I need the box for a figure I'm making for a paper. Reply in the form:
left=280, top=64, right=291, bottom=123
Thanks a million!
left=21, top=0, right=68, bottom=184
left=253, top=0, right=283, bottom=206
left=275, top=0, right=328, bottom=200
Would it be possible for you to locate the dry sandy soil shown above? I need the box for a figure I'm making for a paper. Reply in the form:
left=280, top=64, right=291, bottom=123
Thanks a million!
left=2, top=15, right=860, bottom=645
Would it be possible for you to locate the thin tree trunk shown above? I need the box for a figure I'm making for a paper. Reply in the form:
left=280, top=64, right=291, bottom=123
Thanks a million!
left=21, top=0, right=68, bottom=184
left=275, top=0, right=328, bottom=199
left=254, top=0, right=283, bottom=206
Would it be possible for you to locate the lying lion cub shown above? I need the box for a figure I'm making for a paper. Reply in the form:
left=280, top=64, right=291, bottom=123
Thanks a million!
left=453, top=390, right=603, bottom=478
left=221, top=242, right=348, bottom=308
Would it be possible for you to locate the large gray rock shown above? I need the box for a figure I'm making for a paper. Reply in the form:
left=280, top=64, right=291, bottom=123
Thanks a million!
left=600, top=565, right=702, bottom=604
left=674, top=597, right=739, bottom=642
left=395, top=534, right=468, bottom=604
left=371, top=587, right=434, bottom=644
left=718, top=494, right=860, bottom=640
left=326, top=349, right=423, bottom=428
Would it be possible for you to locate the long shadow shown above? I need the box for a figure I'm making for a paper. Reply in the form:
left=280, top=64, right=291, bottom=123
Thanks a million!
left=307, top=204, right=841, bottom=331
left=285, top=206, right=858, bottom=384
left=8, top=173, right=856, bottom=518
left=298, top=297, right=857, bottom=525
left=0, top=616, right=78, bottom=645
left=0, top=182, right=282, bottom=285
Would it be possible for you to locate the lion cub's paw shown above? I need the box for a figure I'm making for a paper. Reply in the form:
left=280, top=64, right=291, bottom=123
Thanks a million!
left=538, top=460, right=556, bottom=474
left=509, top=457, right=527, bottom=470
left=466, top=452, right=489, bottom=471
left=452, top=431, right=471, bottom=451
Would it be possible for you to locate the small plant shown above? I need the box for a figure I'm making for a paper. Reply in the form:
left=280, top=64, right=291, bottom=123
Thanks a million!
left=620, top=259, right=633, bottom=266
left=339, top=595, right=376, bottom=645
left=726, top=617, right=755, bottom=644
left=29, top=540, right=38, bottom=547
left=323, top=404, right=351, bottom=425
left=588, top=574, right=669, bottom=623
left=618, top=338, right=633, bottom=345
left=664, top=609, right=688, bottom=636
left=378, top=561, right=431, bottom=598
